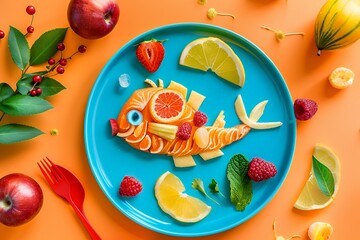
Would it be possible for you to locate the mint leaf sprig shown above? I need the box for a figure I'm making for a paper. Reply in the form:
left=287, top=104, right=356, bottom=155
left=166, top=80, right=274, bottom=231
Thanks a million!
left=0, top=13, right=86, bottom=144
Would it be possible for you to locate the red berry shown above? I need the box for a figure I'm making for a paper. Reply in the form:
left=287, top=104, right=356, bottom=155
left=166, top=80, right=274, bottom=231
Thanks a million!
left=109, top=118, right=119, bottom=136
left=0, top=30, right=5, bottom=39
left=48, top=58, right=56, bottom=65
left=57, top=43, right=65, bottom=51
left=32, top=75, right=42, bottom=84
left=27, top=26, right=34, bottom=33
left=56, top=66, right=65, bottom=74
left=176, top=122, right=192, bottom=140
left=293, top=98, right=318, bottom=121
left=78, top=45, right=86, bottom=53
left=26, top=5, right=36, bottom=15
left=118, top=176, right=143, bottom=197
left=193, top=111, right=208, bottom=127
left=59, top=58, right=67, bottom=66
left=29, top=89, right=37, bottom=96
left=35, top=88, right=42, bottom=95
left=248, top=157, right=277, bottom=182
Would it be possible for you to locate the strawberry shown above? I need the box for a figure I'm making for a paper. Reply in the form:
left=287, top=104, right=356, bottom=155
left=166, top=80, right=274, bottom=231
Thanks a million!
left=136, top=39, right=165, bottom=72
left=118, top=176, right=143, bottom=197
left=109, top=118, right=119, bottom=136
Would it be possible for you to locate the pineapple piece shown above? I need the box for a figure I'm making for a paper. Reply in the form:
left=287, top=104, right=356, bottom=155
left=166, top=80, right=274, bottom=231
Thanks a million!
left=168, top=80, right=187, bottom=98
left=187, top=90, right=206, bottom=111
left=173, top=155, right=196, bottom=167
left=144, top=78, right=157, bottom=88
left=148, top=122, right=178, bottom=141
left=158, top=78, right=164, bottom=88
left=199, top=149, right=224, bottom=161
left=212, top=110, right=226, bottom=128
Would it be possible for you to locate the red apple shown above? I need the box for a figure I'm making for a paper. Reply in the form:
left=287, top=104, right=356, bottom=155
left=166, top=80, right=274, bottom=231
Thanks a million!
left=0, top=173, right=43, bottom=226
left=67, top=0, right=120, bottom=39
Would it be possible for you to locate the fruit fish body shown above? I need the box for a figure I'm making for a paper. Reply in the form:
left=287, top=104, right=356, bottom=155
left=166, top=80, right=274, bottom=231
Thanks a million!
left=116, top=85, right=251, bottom=159
left=315, top=0, right=360, bottom=55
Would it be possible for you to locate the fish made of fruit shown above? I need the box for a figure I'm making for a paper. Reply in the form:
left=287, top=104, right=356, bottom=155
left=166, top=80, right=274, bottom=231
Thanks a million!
left=114, top=79, right=282, bottom=167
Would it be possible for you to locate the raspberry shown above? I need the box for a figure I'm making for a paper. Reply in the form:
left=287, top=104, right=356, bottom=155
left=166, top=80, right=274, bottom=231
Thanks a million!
left=248, top=157, right=277, bottom=182
left=293, top=98, right=318, bottom=121
left=176, top=122, right=192, bottom=140
left=118, top=176, right=143, bottom=197
left=193, top=111, right=208, bottom=127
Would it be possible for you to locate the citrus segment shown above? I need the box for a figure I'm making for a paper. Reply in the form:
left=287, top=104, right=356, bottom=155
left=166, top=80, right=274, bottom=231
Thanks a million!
left=179, top=37, right=245, bottom=87
left=294, top=144, right=340, bottom=210
left=155, top=171, right=211, bottom=222
left=328, top=67, right=354, bottom=89
left=149, top=89, right=185, bottom=123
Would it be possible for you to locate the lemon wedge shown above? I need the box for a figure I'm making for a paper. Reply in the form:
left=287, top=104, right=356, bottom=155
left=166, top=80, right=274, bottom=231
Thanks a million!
left=328, top=67, right=354, bottom=89
left=154, top=171, right=211, bottom=222
left=179, top=37, right=245, bottom=87
left=294, top=144, right=341, bottom=210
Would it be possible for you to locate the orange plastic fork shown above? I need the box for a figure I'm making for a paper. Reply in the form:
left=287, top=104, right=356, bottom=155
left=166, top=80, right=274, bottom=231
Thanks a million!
left=38, top=157, right=101, bottom=240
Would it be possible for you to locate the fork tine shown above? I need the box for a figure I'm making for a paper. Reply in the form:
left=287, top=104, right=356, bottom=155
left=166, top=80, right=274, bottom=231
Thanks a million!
left=37, top=161, right=55, bottom=185
left=44, top=157, right=66, bottom=181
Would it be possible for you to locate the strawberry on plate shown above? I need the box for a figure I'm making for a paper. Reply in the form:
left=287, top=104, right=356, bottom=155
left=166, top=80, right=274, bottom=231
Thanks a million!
left=136, top=39, right=165, bottom=72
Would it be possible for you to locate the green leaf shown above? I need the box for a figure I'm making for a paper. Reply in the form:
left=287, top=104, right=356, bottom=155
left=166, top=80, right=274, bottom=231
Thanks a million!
left=312, top=156, right=335, bottom=196
left=0, top=83, right=15, bottom=102
left=209, top=179, right=226, bottom=198
left=16, top=76, right=32, bottom=95
left=17, top=77, right=66, bottom=97
left=8, top=26, right=30, bottom=70
left=30, top=28, right=68, bottom=66
left=226, top=154, right=252, bottom=211
left=0, top=95, right=53, bottom=116
left=192, top=178, right=219, bottom=205
left=0, top=123, right=43, bottom=144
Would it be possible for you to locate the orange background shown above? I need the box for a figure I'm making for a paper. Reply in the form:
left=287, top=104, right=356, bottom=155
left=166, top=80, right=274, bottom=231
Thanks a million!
left=0, top=0, right=359, bottom=239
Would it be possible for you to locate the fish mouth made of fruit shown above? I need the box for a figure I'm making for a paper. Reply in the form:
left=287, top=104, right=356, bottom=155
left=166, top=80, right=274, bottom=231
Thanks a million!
left=113, top=78, right=282, bottom=168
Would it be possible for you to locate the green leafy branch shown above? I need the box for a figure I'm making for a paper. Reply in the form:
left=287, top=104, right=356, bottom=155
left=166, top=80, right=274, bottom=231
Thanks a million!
left=0, top=26, right=69, bottom=144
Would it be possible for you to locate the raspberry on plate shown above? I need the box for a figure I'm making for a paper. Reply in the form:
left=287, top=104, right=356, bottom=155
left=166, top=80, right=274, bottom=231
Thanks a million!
left=119, top=176, right=143, bottom=197
left=194, top=111, right=208, bottom=127
left=293, top=98, right=318, bottom=121
left=176, top=122, right=192, bottom=140
left=248, top=157, right=277, bottom=182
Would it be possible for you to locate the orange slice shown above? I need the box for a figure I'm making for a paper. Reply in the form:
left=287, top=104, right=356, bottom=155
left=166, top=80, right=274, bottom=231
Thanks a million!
left=125, top=121, right=148, bottom=143
left=149, top=89, right=185, bottom=123
left=149, top=135, right=164, bottom=153
left=139, top=134, right=151, bottom=151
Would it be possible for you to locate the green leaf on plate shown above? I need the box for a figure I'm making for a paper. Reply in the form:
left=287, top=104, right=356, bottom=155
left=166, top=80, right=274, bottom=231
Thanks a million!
left=312, top=155, right=335, bottom=197
left=30, top=28, right=68, bottom=66
left=8, top=26, right=30, bottom=70
left=0, top=123, right=43, bottom=144
left=0, top=95, right=53, bottom=116
left=0, top=83, right=15, bottom=102
left=226, top=154, right=252, bottom=211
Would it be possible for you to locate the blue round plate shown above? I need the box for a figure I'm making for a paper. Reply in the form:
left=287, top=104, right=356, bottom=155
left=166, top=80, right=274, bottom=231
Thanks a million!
left=84, top=23, right=296, bottom=237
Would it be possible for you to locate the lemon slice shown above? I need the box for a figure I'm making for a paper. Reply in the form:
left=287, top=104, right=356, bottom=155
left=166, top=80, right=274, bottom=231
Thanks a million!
left=328, top=67, right=354, bottom=89
left=179, top=37, right=245, bottom=87
left=154, top=171, right=211, bottom=222
left=294, top=144, right=341, bottom=210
